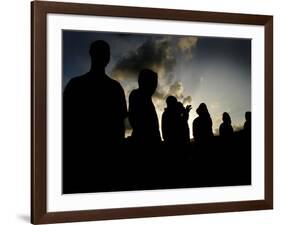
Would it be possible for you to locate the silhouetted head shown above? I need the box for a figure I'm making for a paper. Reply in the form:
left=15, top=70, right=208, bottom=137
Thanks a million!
left=89, top=40, right=110, bottom=69
left=166, top=96, right=177, bottom=108
left=196, top=103, right=210, bottom=117
left=138, top=69, right=158, bottom=96
left=245, top=111, right=251, bottom=121
left=222, top=112, right=231, bottom=125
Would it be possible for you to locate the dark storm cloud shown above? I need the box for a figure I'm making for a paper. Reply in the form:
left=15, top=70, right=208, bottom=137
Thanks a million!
left=112, top=37, right=176, bottom=80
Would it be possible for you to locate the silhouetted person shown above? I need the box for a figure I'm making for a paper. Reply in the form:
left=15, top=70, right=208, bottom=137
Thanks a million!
left=244, top=111, right=251, bottom=139
left=219, top=112, right=234, bottom=139
left=244, top=111, right=251, bottom=133
left=162, top=96, right=191, bottom=145
left=63, top=40, right=127, bottom=193
left=192, top=103, right=213, bottom=144
left=128, top=69, right=161, bottom=145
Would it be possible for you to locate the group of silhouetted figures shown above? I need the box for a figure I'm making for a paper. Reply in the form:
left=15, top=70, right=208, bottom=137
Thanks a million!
left=63, top=40, right=251, bottom=194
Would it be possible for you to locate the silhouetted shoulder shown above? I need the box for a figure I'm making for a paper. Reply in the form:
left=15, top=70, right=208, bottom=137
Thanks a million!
left=64, top=73, right=89, bottom=92
left=65, top=73, right=124, bottom=93
left=105, top=75, right=125, bottom=92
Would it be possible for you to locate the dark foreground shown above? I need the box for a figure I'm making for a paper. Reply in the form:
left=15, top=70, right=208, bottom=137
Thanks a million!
left=63, top=131, right=251, bottom=194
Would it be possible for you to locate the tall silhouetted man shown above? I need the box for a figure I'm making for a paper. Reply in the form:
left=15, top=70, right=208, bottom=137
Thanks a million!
left=193, top=103, right=213, bottom=144
left=128, top=69, right=161, bottom=145
left=63, top=40, right=127, bottom=193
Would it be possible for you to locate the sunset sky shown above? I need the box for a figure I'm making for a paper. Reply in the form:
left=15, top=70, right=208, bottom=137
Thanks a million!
left=63, top=30, right=251, bottom=138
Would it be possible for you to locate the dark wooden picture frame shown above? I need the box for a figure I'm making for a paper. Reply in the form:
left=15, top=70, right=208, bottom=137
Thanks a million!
left=31, top=1, right=273, bottom=224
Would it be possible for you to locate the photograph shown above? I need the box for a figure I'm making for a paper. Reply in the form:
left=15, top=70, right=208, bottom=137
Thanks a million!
left=31, top=1, right=273, bottom=223
left=62, top=30, right=252, bottom=194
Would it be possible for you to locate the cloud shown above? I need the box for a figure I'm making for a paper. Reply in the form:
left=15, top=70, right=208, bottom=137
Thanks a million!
left=210, top=101, right=220, bottom=110
left=153, top=81, right=192, bottom=107
left=153, top=89, right=166, bottom=100
left=112, top=37, right=176, bottom=81
left=169, top=81, right=184, bottom=99
left=111, top=36, right=198, bottom=138
left=178, top=37, right=198, bottom=60
left=113, top=36, right=199, bottom=81
left=112, top=36, right=198, bottom=107
left=183, top=96, right=192, bottom=105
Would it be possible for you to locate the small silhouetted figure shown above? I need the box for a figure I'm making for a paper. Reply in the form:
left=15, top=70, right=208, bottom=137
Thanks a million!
left=63, top=40, right=127, bottom=193
left=162, top=96, right=191, bottom=145
left=193, top=103, right=213, bottom=144
left=219, top=112, right=234, bottom=138
left=128, top=69, right=161, bottom=145
left=244, top=111, right=251, bottom=137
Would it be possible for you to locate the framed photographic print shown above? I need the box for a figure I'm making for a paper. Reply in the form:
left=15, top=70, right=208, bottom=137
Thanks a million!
left=31, top=1, right=273, bottom=224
